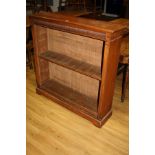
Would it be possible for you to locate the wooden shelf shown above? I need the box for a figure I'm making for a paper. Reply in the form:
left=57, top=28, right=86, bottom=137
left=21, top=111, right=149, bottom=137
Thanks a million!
left=39, top=51, right=101, bottom=80
left=40, top=79, right=98, bottom=117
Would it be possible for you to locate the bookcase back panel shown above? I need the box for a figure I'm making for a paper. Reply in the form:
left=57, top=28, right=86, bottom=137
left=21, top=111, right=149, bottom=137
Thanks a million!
left=47, top=29, right=103, bottom=67
left=49, top=62, right=99, bottom=99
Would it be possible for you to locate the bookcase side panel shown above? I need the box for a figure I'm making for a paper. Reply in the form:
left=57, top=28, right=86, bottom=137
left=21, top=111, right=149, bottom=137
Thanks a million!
left=98, top=34, right=122, bottom=118
left=32, top=25, right=49, bottom=86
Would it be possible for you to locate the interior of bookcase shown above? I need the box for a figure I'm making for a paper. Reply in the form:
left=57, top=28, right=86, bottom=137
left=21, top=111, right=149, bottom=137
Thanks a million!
left=36, top=25, right=104, bottom=115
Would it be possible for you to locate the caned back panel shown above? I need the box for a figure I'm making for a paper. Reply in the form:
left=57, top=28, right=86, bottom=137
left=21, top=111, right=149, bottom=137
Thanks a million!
left=49, top=63, right=99, bottom=99
left=47, top=29, right=103, bottom=67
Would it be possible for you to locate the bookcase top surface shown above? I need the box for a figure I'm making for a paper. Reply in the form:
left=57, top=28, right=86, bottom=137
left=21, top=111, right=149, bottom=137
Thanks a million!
left=30, top=12, right=128, bottom=34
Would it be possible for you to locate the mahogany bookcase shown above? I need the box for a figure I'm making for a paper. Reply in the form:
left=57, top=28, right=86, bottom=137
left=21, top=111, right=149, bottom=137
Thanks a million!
left=30, top=12, right=128, bottom=127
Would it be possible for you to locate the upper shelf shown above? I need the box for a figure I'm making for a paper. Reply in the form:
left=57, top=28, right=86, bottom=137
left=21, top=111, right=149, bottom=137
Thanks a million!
left=39, top=51, right=102, bottom=80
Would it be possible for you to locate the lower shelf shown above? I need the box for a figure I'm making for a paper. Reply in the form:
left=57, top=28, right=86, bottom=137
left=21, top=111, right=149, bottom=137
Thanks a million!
left=39, top=79, right=98, bottom=117
left=37, top=79, right=112, bottom=127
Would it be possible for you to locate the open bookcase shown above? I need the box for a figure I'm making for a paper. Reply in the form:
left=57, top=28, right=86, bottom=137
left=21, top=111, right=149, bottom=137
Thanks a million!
left=31, top=12, right=128, bottom=127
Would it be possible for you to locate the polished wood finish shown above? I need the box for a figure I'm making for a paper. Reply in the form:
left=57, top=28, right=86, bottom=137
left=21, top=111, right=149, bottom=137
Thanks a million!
left=98, top=35, right=122, bottom=118
left=30, top=12, right=128, bottom=127
left=26, top=68, right=129, bottom=155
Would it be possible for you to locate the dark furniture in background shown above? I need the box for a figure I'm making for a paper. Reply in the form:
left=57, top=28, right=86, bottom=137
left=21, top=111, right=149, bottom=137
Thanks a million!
left=26, top=16, right=34, bottom=69
left=26, top=0, right=53, bottom=13
left=58, top=0, right=129, bottom=18
left=30, top=12, right=128, bottom=127
left=118, top=35, right=129, bottom=102
left=36, top=0, right=53, bottom=12
left=26, top=0, right=36, bottom=11
left=110, top=18, right=129, bottom=102
left=58, top=0, right=86, bottom=11
left=26, top=0, right=128, bottom=18
left=101, top=0, right=129, bottom=18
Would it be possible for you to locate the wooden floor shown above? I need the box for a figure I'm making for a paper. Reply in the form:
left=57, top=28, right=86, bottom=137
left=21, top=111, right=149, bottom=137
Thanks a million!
left=26, top=68, right=129, bottom=155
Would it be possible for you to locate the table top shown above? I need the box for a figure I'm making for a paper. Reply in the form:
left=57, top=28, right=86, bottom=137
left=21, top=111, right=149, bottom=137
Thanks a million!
left=30, top=12, right=128, bottom=34
left=57, top=10, right=128, bottom=28
left=110, top=18, right=129, bottom=30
